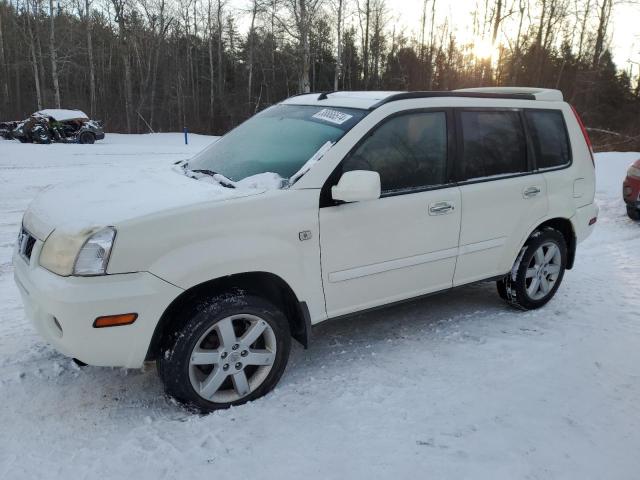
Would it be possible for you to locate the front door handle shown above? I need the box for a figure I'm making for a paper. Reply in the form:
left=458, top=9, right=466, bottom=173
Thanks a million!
left=429, top=201, right=455, bottom=215
left=523, top=186, right=541, bottom=198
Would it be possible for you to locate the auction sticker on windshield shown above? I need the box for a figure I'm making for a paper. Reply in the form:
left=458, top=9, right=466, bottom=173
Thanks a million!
left=312, top=109, right=353, bottom=125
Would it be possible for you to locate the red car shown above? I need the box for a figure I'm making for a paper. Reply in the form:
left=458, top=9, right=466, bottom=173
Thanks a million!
left=623, top=158, right=640, bottom=220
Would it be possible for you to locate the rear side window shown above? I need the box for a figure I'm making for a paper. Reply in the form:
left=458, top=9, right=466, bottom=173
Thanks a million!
left=458, top=110, right=527, bottom=181
left=525, top=110, right=571, bottom=169
left=343, top=111, right=447, bottom=193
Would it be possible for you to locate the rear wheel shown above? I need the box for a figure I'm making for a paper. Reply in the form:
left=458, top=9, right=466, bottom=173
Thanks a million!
left=627, top=205, right=640, bottom=221
left=158, top=292, right=291, bottom=412
left=497, top=227, right=567, bottom=310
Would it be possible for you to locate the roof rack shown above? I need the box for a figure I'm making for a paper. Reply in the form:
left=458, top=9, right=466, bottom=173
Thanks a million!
left=369, top=91, right=537, bottom=110
left=455, top=87, right=563, bottom=101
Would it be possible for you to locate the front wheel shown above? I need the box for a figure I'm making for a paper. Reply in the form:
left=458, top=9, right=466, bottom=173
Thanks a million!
left=158, top=292, right=291, bottom=412
left=497, top=227, right=567, bottom=310
left=79, top=132, right=95, bottom=144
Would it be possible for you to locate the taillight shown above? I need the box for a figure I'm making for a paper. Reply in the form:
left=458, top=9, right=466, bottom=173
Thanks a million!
left=570, top=105, right=595, bottom=166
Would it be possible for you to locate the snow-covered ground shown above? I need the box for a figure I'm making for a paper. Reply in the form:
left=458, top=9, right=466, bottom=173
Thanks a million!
left=0, top=134, right=639, bottom=479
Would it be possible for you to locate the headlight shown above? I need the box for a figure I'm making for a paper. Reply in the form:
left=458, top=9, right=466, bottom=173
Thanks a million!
left=40, top=227, right=116, bottom=276
left=73, top=227, right=116, bottom=276
left=627, top=164, right=640, bottom=180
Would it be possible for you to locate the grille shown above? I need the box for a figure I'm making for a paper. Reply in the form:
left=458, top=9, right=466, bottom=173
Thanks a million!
left=18, top=228, right=36, bottom=263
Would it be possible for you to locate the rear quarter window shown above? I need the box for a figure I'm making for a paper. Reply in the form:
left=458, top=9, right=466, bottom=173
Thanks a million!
left=525, top=110, right=571, bottom=169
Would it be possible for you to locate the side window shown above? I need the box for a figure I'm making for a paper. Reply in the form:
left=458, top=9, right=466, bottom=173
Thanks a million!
left=458, top=110, right=527, bottom=181
left=343, top=112, right=447, bottom=193
left=525, top=110, right=571, bottom=169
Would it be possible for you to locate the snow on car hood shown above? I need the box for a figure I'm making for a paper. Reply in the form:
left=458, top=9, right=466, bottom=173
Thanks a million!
left=23, top=167, right=266, bottom=240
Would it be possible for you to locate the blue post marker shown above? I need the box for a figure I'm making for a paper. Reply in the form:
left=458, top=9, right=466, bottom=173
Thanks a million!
left=184, top=127, right=188, bottom=145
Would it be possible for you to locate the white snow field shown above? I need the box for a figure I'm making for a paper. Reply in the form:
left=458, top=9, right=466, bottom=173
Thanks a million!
left=0, top=134, right=639, bottom=479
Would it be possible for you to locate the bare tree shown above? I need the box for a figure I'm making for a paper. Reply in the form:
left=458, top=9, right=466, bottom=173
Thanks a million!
left=491, top=0, right=503, bottom=44
left=24, top=0, right=43, bottom=110
left=358, top=0, right=371, bottom=87
left=593, top=0, right=612, bottom=67
left=75, top=0, right=97, bottom=116
left=0, top=4, right=9, bottom=108
left=216, top=0, right=225, bottom=99
left=281, top=0, right=323, bottom=93
left=48, top=0, right=61, bottom=107
left=425, top=0, right=436, bottom=89
left=333, top=0, right=343, bottom=90
left=246, top=0, right=267, bottom=112
left=576, top=0, right=591, bottom=60
left=112, top=0, right=134, bottom=132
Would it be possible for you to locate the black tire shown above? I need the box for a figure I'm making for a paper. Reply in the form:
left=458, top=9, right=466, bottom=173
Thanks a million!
left=627, top=205, right=640, bottom=221
left=498, top=227, right=567, bottom=310
left=157, top=291, right=291, bottom=412
left=79, top=132, right=96, bottom=144
left=17, top=137, right=28, bottom=143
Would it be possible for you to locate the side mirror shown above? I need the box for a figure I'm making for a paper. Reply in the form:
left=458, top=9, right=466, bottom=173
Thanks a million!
left=331, top=170, right=381, bottom=203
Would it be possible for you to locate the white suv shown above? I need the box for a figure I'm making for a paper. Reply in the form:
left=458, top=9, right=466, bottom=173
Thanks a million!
left=13, top=88, right=598, bottom=411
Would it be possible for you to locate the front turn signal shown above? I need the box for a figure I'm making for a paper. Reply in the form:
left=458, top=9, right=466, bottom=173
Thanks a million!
left=93, top=313, right=138, bottom=328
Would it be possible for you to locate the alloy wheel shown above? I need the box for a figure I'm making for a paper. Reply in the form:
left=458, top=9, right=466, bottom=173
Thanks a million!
left=525, top=241, right=562, bottom=300
left=188, top=314, right=277, bottom=403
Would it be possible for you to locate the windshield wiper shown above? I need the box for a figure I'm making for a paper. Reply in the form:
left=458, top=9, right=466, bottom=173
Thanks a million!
left=189, top=168, right=236, bottom=188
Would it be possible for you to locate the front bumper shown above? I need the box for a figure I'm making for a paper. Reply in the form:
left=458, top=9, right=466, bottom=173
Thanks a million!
left=13, top=242, right=182, bottom=368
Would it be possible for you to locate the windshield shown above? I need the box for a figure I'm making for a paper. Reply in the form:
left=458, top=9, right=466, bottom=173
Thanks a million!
left=187, top=105, right=367, bottom=181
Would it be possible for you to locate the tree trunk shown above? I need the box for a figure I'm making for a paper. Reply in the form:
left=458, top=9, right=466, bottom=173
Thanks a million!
left=247, top=2, right=258, bottom=112
left=271, top=0, right=276, bottom=94
left=577, top=0, right=590, bottom=61
left=510, top=0, right=525, bottom=84
left=362, top=0, right=370, bottom=88
left=207, top=0, right=215, bottom=126
left=112, top=0, right=133, bottom=132
left=425, top=0, right=436, bottom=89
left=299, top=0, right=311, bottom=93
left=0, top=6, right=9, bottom=108
left=593, top=0, right=611, bottom=68
left=26, top=5, right=43, bottom=110
left=35, top=16, right=47, bottom=106
left=49, top=0, right=61, bottom=108
left=85, top=0, right=96, bottom=117
left=334, top=0, right=343, bottom=90
left=216, top=0, right=224, bottom=99
left=491, top=0, right=502, bottom=45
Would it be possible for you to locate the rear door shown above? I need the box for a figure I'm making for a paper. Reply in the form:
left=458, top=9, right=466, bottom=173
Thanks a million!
left=319, top=110, right=462, bottom=318
left=453, top=109, right=548, bottom=286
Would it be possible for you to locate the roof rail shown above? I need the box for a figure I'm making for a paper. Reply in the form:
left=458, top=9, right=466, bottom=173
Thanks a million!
left=369, top=90, right=536, bottom=110
left=454, top=87, right=563, bottom=101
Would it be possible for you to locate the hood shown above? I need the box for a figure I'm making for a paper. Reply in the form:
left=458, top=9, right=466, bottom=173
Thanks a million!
left=23, top=167, right=264, bottom=240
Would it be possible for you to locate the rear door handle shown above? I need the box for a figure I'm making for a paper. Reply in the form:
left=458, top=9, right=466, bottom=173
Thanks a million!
left=429, top=201, right=455, bottom=215
left=523, top=186, right=541, bottom=198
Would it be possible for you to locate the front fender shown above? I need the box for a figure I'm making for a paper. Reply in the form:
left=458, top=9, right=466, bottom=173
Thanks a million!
left=109, top=189, right=327, bottom=323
